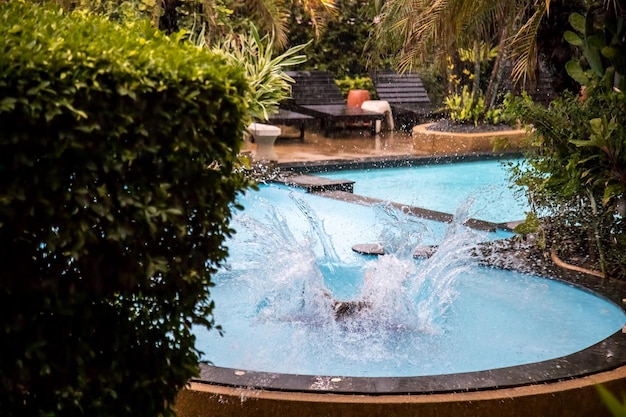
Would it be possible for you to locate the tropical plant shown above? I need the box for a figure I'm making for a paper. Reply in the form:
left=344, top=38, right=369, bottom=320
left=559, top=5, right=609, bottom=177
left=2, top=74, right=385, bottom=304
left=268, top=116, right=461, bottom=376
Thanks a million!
left=367, top=0, right=590, bottom=107
left=368, top=0, right=519, bottom=103
left=505, top=85, right=625, bottom=278
left=444, top=86, right=502, bottom=125
left=205, top=24, right=310, bottom=122
left=439, top=42, right=501, bottom=125
left=56, top=0, right=337, bottom=50
left=198, top=0, right=338, bottom=50
left=504, top=1, right=626, bottom=278
left=563, top=9, right=626, bottom=92
left=286, top=0, right=378, bottom=77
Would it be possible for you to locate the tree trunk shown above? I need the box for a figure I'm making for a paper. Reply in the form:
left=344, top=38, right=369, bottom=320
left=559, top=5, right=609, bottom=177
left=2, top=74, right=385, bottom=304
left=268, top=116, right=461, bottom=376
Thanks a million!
left=471, top=39, right=481, bottom=107
left=159, top=0, right=180, bottom=34
left=485, top=25, right=510, bottom=110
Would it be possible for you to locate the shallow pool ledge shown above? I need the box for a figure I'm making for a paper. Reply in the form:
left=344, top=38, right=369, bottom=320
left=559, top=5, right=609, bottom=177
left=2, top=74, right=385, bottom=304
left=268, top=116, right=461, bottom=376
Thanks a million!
left=176, top=365, right=626, bottom=417
left=412, top=123, right=527, bottom=155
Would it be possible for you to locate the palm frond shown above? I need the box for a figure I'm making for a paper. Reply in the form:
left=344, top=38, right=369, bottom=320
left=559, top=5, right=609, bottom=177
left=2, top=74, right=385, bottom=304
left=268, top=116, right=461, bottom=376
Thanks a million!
left=242, top=0, right=289, bottom=50
left=302, top=0, right=338, bottom=39
left=509, top=4, right=546, bottom=85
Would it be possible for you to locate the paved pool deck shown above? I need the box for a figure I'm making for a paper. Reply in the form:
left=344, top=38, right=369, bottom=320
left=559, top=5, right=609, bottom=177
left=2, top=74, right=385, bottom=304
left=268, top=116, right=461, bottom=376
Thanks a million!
left=243, top=126, right=424, bottom=164
left=243, top=123, right=526, bottom=165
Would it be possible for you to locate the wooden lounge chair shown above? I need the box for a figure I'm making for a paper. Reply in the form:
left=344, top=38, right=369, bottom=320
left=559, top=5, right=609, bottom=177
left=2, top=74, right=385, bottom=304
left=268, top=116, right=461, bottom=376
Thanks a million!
left=371, top=71, right=434, bottom=129
left=266, top=108, right=315, bottom=141
left=281, top=71, right=385, bottom=136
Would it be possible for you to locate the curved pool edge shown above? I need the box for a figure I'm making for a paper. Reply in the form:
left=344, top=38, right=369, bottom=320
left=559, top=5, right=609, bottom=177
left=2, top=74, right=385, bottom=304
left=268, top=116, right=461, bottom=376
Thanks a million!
left=175, top=263, right=626, bottom=416
left=176, top=365, right=626, bottom=417
left=188, top=327, right=626, bottom=395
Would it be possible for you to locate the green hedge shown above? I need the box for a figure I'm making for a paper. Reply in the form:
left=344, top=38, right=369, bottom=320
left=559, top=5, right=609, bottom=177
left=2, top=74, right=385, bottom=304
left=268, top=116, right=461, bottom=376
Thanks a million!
left=0, top=2, right=251, bottom=416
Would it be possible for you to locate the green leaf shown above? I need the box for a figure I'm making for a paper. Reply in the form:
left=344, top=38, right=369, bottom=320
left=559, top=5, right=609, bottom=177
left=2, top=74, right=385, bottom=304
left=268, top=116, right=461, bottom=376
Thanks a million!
left=584, top=41, right=606, bottom=76
left=603, top=183, right=624, bottom=206
left=587, top=34, right=607, bottom=50
left=601, top=46, right=620, bottom=59
left=569, top=13, right=586, bottom=34
left=563, top=30, right=583, bottom=46
left=565, top=60, right=589, bottom=85
left=0, top=97, right=17, bottom=112
left=116, top=85, right=137, bottom=100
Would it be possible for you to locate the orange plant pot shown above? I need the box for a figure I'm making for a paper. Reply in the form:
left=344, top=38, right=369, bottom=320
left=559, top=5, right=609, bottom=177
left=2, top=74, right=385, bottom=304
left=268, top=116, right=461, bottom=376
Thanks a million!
left=347, top=89, right=371, bottom=107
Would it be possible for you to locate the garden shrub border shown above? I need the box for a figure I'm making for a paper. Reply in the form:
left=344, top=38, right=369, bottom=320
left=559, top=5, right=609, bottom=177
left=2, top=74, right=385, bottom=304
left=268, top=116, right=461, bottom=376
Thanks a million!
left=0, top=2, right=251, bottom=416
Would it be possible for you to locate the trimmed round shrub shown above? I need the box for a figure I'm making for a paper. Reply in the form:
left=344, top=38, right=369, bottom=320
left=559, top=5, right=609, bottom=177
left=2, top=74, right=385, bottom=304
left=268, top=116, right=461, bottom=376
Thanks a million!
left=0, top=2, right=251, bottom=416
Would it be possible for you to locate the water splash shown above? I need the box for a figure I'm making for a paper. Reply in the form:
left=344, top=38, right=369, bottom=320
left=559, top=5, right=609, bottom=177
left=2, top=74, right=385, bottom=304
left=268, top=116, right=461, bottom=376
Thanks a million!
left=375, top=203, right=431, bottom=258
left=290, top=194, right=341, bottom=268
left=231, top=202, right=335, bottom=325
left=233, top=192, right=482, bottom=336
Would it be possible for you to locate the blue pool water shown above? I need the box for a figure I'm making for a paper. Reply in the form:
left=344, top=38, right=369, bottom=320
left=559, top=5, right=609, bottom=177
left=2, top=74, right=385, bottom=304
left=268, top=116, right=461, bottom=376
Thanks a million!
left=193, top=183, right=626, bottom=378
left=316, top=159, right=528, bottom=223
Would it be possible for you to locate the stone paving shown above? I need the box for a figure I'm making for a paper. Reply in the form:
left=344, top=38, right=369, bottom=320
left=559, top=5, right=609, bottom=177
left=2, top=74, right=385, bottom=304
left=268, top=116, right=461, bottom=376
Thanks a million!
left=243, top=125, right=428, bottom=164
left=243, top=123, right=526, bottom=164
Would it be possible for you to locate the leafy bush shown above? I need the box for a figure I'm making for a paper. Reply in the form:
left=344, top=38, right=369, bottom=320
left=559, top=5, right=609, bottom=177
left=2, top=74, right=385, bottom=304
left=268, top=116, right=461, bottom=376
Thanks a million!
left=505, top=4, right=625, bottom=279
left=505, top=87, right=625, bottom=278
left=286, top=0, right=376, bottom=77
left=335, top=76, right=376, bottom=98
left=444, top=86, right=502, bottom=125
left=0, top=2, right=251, bottom=416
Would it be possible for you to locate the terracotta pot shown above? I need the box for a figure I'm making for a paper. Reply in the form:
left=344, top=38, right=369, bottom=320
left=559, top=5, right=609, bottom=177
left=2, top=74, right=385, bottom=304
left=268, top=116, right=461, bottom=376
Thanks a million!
left=347, top=89, right=371, bottom=107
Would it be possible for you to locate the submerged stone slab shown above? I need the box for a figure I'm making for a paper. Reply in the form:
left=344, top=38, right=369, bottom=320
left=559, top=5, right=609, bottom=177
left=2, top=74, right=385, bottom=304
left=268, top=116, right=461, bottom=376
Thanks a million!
left=413, top=245, right=438, bottom=258
left=352, top=243, right=438, bottom=258
left=283, top=174, right=354, bottom=193
left=352, top=243, right=385, bottom=256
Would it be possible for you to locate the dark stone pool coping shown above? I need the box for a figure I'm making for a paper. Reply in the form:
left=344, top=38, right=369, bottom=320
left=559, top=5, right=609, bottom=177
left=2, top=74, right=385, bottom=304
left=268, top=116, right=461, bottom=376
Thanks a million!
left=277, top=152, right=522, bottom=173
left=191, top=154, right=626, bottom=395
left=197, top=327, right=626, bottom=394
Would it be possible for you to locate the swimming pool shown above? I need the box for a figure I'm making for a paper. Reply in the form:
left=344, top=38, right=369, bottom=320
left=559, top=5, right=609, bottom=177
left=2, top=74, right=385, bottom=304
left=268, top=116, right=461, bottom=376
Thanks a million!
left=181, top=157, right=626, bottom=417
left=315, top=158, right=528, bottom=224
left=193, top=183, right=626, bottom=378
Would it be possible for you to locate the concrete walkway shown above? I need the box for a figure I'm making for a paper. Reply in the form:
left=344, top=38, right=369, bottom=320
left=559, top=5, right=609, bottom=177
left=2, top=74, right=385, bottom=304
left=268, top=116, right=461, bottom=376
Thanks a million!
left=243, top=123, right=526, bottom=165
left=243, top=125, right=429, bottom=164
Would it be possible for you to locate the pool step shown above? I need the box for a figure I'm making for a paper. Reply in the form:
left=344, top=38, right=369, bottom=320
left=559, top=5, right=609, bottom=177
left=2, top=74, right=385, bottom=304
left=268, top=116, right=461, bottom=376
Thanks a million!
left=319, top=190, right=501, bottom=233
left=281, top=174, right=354, bottom=193
left=277, top=176, right=516, bottom=233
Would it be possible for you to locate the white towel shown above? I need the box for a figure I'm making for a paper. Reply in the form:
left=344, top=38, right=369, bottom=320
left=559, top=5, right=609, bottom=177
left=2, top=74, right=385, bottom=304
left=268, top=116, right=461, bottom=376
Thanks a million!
left=361, top=100, right=394, bottom=132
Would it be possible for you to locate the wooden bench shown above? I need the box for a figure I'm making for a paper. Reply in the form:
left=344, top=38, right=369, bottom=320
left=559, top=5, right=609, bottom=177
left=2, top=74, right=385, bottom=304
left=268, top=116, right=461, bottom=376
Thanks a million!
left=282, top=71, right=385, bottom=136
left=371, top=71, right=434, bottom=129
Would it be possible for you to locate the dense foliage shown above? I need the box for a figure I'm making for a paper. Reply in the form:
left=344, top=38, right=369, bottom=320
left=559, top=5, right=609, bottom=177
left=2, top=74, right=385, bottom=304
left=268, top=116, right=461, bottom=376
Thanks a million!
left=505, top=4, right=625, bottom=278
left=287, top=0, right=378, bottom=78
left=444, top=86, right=503, bottom=126
left=507, top=87, right=625, bottom=279
left=334, top=75, right=376, bottom=98
left=0, top=2, right=251, bottom=416
left=203, top=24, right=309, bottom=122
